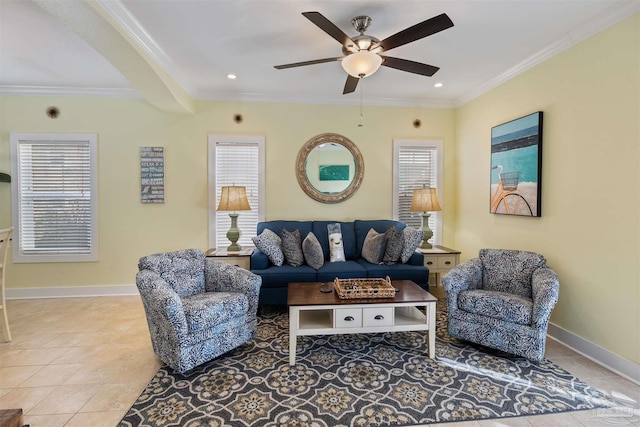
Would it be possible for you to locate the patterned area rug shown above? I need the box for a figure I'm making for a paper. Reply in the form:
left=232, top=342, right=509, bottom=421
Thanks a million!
left=119, top=302, right=613, bottom=426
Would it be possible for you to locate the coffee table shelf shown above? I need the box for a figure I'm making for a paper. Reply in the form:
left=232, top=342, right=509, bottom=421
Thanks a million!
left=298, top=309, right=332, bottom=330
left=288, top=280, right=437, bottom=365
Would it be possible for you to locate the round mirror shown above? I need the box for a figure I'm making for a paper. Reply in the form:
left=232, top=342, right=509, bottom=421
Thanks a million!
left=296, top=133, right=364, bottom=203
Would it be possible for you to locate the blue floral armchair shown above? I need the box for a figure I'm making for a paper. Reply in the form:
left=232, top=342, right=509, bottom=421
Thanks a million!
left=442, top=249, right=559, bottom=361
left=136, top=248, right=262, bottom=373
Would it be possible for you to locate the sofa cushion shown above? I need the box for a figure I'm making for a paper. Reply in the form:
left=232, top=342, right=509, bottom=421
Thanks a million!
left=316, top=260, right=367, bottom=282
left=458, top=289, right=533, bottom=325
left=382, top=226, right=404, bottom=264
left=358, top=259, right=429, bottom=284
left=362, top=228, right=387, bottom=264
left=281, top=229, right=304, bottom=267
left=479, top=249, right=546, bottom=298
left=258, top=220, right=313, bottom=239
left=312, top=221, right=357, bottom=260
left=302, top=232, right=324, bottom=270
left=400, top=227, right=424, bottom=263
left=251, top=264, right=317, bottom=288
left=252, top=229, right=284, bottom=267
left=182, top=292, right=249, bottom=332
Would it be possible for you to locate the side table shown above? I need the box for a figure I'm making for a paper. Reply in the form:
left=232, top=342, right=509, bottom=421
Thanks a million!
left=418, top=245, right=461, bottom=287
left=205, top=248, right=253, bottom=270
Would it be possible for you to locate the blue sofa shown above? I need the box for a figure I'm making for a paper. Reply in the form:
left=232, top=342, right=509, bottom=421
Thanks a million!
left=250, top=219, right=429, bottom=305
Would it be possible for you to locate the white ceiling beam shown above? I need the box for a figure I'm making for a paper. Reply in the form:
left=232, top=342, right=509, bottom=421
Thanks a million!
left=32, top=0, right=195, bottom=114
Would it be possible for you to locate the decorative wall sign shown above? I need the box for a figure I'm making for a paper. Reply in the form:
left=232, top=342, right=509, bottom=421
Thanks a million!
left=140, top=147, right=165, bottom=203
left=490, top=112, right=543, bottom=216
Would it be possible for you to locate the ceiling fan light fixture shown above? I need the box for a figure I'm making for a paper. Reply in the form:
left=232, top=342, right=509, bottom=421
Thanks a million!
left=341, top=51, right=383, bottom=78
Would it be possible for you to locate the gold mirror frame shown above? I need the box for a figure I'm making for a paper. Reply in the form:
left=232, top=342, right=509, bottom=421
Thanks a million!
left=296, top=133, right=364, bottom=204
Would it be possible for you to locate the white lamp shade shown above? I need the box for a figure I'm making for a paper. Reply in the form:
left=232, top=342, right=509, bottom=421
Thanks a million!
left=341, top=51, right=383, bottom=78
left=217, top=186, right=251, bottom=211
left=409, top=187, right=442, bottom=212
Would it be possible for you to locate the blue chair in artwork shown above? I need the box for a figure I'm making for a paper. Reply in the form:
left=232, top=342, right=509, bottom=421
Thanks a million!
left=442, top=249, right=559, bottom=361
left=136, top=248, right=261, bottom=373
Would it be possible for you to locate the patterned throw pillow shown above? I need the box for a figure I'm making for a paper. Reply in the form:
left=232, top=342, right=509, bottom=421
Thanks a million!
left=400, top=227, right=425, bottom=263
left=302, top=232, right=324, bottom=270
left=281, top=229, right=304, bottom=267
left=252, top=229, right=284, bottom=267
left=382, top=226, right=404, bottom=264
left=361, top=228, right=387, bottom=264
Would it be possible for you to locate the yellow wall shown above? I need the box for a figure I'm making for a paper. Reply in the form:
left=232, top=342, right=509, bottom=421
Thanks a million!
left=0, top=98, right=456, bottom=288
left=454, top=14, right=639, bottom=363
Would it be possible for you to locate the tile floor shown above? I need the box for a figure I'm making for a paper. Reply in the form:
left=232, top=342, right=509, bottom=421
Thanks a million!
left=0, top=293, right=638, bottom=427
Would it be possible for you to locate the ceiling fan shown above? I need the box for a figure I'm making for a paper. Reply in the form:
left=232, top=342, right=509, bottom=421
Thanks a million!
left=274, top=11, right=454, bottom=94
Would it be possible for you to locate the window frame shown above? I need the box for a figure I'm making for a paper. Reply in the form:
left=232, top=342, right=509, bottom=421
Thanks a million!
left=10, top=132, right=99, bottom=263
left=392, top=139, right=444, bottom=246
left=207, top=135, right=265, bottom=249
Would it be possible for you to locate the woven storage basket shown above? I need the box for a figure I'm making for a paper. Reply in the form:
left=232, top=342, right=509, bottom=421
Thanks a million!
left=333, top=276, right=396, bottom=299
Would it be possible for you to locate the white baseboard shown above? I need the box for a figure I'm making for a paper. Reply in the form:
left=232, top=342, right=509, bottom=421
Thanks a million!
left=6, top=285, right=139, bottom=299
left=548, top=322, right=640, bottom=385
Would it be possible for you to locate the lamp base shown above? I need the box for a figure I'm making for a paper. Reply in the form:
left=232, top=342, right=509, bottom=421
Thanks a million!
left=419, top=212, right=434, bottom=249
left=419, top=241, right=433, bottom=250
left=227, top=243, right=242, bottom=252
left=226, top=213, right=242, bottom=252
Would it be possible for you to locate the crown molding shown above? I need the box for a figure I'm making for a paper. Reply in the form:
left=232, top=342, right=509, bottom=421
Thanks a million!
left=455, top=1, right=640, bottom=107
left=0, top=84, right=454, bottom=108
left=198, top=90, right=456, bottom=109
left=0, top=85, right=141, bottom=98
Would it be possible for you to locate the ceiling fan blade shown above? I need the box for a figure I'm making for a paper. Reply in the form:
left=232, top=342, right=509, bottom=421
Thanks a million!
left=274, top=57, right=343, bottom=69
left=302, top=11, right=355, bottom=47
left=381, top=56, right=440, bottom=76
left=343, top=75, right=359, bottom=94
left=373, top=13, right=453, bottom=52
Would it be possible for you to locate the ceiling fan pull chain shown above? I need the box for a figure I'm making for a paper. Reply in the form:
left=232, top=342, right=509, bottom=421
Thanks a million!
left=358, top=79, right=364, bottom=127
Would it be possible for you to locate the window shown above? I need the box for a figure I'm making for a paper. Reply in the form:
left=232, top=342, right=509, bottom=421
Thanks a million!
left=208, top=135, right=265, bottom=249
left=393, top=139, right=444, bottom=245
left=10, top=133, right=98, bottom=262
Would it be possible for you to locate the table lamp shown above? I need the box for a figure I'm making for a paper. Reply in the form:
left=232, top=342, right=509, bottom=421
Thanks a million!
left=216, top=186, right=251, bottom=251
left=409, top=187, right=442, bottom=249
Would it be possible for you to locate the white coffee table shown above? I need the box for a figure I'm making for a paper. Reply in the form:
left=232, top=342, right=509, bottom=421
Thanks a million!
left=287, top=280, right=437, bottom=365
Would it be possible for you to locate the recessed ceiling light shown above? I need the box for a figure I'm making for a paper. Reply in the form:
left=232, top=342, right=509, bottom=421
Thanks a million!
left=227, top=74, right=237, bottom=80
left=434, top=82, right=444, bottom=88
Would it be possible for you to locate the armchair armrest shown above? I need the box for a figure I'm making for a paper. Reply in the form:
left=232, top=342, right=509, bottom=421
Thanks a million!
left=250, top=249, right=270, bottom=270
left=136, top=270, right=188, bottom=337
left=407, top=251, right=424, bottom=266
left=531, top=267, right=560, bottom=328
left=442, top=258, right=483, bottom=311
left=205, top=259, right=262, bottom=314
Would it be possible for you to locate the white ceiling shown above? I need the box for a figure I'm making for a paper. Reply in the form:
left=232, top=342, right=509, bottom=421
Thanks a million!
left=1, top=0, right=638, bottom=111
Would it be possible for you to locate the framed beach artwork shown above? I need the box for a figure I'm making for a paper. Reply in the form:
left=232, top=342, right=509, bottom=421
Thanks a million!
left=490, top=111, right=543, bottom=216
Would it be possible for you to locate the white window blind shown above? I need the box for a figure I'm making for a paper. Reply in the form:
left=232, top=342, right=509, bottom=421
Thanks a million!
left=208, top=135, right=265, bottom=250
left=10, top=133, right=98, bottom=262
left=393, top=139, right=443, bottom=245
